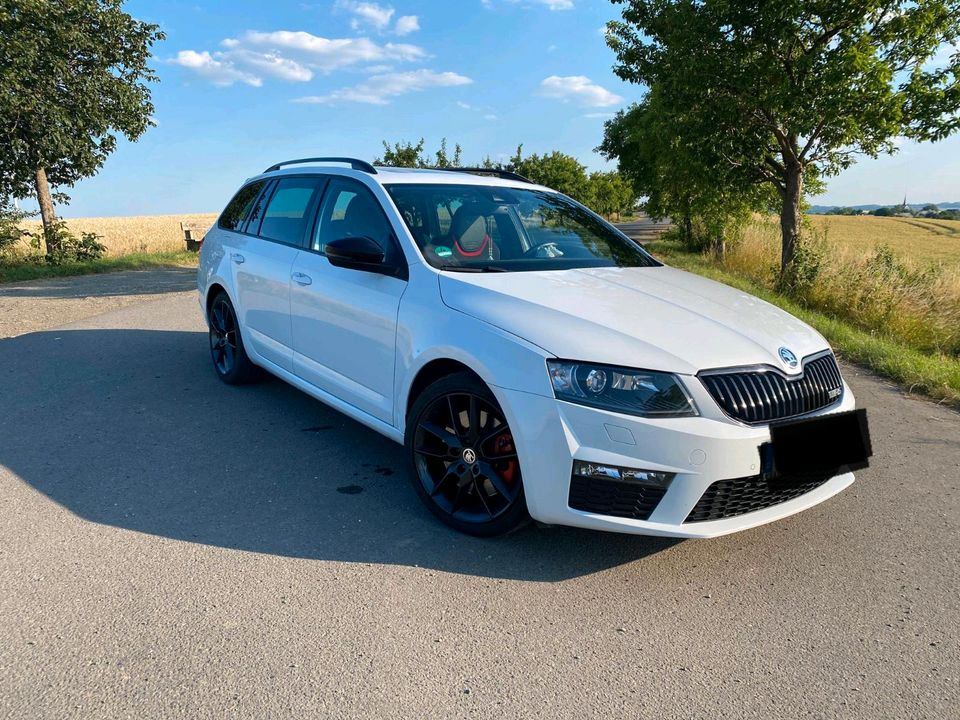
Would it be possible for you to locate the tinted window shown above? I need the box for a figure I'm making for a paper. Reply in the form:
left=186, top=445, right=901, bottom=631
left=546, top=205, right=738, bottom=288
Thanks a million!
left=218, top=181, right=266, bottom=231
left=386, top=183, right=659, bottom=272
left=313, top=179, right=398, bottom=262
left=257, top=177, right=324, bottom=246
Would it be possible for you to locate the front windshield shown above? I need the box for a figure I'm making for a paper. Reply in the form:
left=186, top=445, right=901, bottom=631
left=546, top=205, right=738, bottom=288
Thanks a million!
left=385, top=183, right=660, bottom=272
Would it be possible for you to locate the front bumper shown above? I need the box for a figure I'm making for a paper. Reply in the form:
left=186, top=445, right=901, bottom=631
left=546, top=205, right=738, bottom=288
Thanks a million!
left=495, top=379, right=857, bottom=538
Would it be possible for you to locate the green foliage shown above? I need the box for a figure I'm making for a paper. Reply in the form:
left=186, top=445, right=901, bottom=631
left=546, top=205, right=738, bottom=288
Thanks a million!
left=584, top=171, right=635, bottom=218
left=0, top=0, right=165, bottom=203
left=26, top=221, right=107, bottom=265
left=374, top=138, right=462, bottom=168
left=0, top=204, right=30, bottom=253
left=607, top=1, right=960, bottom=271
left=599, top=90, right=775, bottom=253
left=775, top=234, right=824, bottom=295
left=508, top=145, right=590, bottom=203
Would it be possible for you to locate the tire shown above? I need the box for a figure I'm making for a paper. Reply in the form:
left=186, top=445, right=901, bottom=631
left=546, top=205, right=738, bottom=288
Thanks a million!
left=208, top=291, right=261, bottom=385
left=405, top=371, right=529, bottom=537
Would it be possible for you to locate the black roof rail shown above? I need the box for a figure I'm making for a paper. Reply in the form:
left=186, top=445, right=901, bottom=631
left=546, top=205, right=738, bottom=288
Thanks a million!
left=264, top=157, right=378, bottom=174
left=428, top=167, right=533, bottom=184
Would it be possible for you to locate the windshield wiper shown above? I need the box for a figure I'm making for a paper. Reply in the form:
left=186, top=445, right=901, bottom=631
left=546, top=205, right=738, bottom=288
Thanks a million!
left=436, top=264, right=509, bottom=273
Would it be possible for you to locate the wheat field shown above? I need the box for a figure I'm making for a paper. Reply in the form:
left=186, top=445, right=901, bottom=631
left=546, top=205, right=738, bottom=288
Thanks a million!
left=18, top=213, right=219, bottom=256
left=806, top=214, right=960, bottom=268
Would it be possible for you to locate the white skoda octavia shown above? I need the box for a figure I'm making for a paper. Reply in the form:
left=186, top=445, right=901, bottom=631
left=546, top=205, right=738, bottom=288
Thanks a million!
left=198, top=158, right=871, bottom=538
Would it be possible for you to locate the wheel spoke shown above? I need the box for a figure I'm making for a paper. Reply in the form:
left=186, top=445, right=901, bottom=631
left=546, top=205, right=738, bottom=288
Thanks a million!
left=223, top=343, right=235, bottom=368
left=449, top=481, right=469, bottom=514
left=478, top=461, right=513, bottom=500
left=430, top=468, right=459, bottom=497
left=419, top=420, right=461, bottom=449
left=414, top=446, right=449, bottom=459
left=468, top=395, right=480, bottom=441
left=478, top=421, right=507, bottom=446
left=473, top=478, right=495, bottom=518
left=211, top=306, right=225, bottom=334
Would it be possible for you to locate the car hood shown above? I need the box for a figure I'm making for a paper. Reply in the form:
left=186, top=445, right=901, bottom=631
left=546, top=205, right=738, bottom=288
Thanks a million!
left=438, top=266, right=829, bottom=376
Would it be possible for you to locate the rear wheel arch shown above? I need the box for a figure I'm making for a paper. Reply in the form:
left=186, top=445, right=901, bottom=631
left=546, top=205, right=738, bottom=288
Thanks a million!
left=205, top=282, right=229, bottom=323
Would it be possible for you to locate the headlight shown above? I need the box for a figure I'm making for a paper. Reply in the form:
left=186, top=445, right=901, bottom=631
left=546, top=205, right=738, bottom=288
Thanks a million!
left=547, top=360, right=698, bottom=418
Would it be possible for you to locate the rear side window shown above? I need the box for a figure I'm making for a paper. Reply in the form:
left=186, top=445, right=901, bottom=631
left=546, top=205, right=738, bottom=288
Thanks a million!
left=257, top=177, right=324, bottom=246
left=218, top=180, right=266, bottom=231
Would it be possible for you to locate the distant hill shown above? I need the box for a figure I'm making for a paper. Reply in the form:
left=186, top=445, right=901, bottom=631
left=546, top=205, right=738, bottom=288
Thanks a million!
left=809, top=202, right=960, bottom=214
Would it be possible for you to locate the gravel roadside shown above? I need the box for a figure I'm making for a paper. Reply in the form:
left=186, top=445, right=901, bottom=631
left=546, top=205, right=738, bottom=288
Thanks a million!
left=0, top=266, right=197, bottom=338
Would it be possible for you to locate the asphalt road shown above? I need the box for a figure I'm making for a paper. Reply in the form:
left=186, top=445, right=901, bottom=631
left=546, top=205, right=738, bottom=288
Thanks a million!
left=1, top=270, right=958, bottom=719
left=615, top=215, right=673, bottom=243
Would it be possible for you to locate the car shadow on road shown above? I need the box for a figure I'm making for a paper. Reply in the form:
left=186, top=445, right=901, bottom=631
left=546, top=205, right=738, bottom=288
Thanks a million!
left=0, top=267, right=197, bottom=299
left=0, top=328, right=679, bottom=581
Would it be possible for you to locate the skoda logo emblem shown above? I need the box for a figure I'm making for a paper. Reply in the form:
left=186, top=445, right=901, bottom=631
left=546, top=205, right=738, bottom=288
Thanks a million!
left=462, top=448, right=477, bottom=465
left=778, top=347, right=799, bottom=368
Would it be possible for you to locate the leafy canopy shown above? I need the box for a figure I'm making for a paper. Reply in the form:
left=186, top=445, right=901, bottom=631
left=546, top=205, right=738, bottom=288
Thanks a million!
left=0, top=0, right=164, bottom=200
left=607, top=0, right=960, bottom=194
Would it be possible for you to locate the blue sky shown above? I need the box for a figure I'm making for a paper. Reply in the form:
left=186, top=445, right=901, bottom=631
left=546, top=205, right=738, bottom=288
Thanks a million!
left=44, top=0, right=960, bottom=217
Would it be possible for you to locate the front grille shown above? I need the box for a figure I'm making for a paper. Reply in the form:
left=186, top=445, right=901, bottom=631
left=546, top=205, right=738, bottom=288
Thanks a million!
left=684, top=474, right=831, bottom=523
left=568, top=476, right=667, bottom=521
left=700, top=352, right=843, bottom=424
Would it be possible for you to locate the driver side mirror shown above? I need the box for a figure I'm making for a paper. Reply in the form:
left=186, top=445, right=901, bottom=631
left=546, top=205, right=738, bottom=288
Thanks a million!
left=325, top=235, right=405, bottom=279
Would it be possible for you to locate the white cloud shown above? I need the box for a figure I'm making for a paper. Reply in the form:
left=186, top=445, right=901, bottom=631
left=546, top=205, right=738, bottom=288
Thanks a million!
left=229, top=49, right=314, bottom=82
left=337, top=1, right=395, bottom=31
left=584, top=112, right=615, bottom=119
left=395, top=15, right=420, bottom=35
left=538, top=75, right=622, bottom=107
left=484, top=113, right=498, bottom=121
left=236, top=31, right=425, bottom=72
left=171, top=50, right=262, bottom=87
left=294, top=69, right=472, bottom=105
left=457, top=100, right=472, bottom=109
left=174, top=30, right=427, bottom=87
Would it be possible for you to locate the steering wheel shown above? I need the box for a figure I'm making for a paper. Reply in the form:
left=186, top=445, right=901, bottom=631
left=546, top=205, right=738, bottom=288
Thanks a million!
left=522, top=242, right=563, bottom=259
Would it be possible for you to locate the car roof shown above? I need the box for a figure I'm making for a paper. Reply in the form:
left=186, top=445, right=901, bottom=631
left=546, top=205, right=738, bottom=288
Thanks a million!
left=246, top=164, right=552, bottom=192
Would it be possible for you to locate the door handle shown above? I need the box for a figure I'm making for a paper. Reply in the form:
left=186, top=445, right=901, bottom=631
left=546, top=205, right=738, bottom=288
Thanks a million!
left=230, top=253, right=245, bottom=264
left=291, top=272, right=313, bottom=286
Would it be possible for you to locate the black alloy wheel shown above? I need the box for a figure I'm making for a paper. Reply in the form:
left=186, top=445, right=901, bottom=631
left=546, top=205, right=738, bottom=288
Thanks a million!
left=406, top=372, right=528, bottom=536
left=208, top=291, right=259, bottom=384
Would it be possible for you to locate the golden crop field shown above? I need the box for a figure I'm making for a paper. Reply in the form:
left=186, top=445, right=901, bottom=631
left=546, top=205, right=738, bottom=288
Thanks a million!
left=18, top=212, right=218, bottom=256
left=806, top=214, right=960, bottom=268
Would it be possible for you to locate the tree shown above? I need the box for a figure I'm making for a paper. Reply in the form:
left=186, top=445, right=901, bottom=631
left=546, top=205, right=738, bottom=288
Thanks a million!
left=607, top=1, right=960, bottom=274
left=508, top=145, right=590, bottom=202
left=374, top=138, right=462, bottom=168
left=0, top=0, right=164, bottom=256
left=585, top=170, right=635, bottom=219
left=599, top=90, right=776, bottom=254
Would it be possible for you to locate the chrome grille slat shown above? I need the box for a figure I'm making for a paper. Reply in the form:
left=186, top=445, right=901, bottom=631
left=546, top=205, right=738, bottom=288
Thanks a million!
left=699, top=353, right=843, bottom=424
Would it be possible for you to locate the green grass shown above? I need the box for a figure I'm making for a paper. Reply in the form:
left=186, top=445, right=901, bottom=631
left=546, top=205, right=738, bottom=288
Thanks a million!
left=648, top=239, right=960, bottom=408
left=0, top=251, right=198, bottom=284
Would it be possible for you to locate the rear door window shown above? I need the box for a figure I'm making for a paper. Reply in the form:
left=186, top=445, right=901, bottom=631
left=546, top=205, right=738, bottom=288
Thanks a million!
left=218, top=180, right=266, bottom=231
left=256, top=177, right=325, bottom=246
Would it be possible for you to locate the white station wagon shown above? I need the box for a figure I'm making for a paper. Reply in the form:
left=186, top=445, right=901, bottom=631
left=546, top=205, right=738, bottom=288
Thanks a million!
left=198, top=157, right=871, bottom=537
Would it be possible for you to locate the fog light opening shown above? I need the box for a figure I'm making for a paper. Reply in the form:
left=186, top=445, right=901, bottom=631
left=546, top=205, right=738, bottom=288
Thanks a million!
left=572, top=460, right=675, bottom=488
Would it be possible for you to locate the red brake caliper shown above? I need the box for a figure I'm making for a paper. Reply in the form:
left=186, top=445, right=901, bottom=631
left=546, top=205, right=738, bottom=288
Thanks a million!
left=493, top=432, right=518, bottom=483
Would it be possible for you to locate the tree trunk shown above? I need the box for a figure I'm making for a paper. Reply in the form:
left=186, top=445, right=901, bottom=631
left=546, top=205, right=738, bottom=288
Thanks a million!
left=779, top=163, right=803, bottom=273
left=33, top=166, right=59, bottom=256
